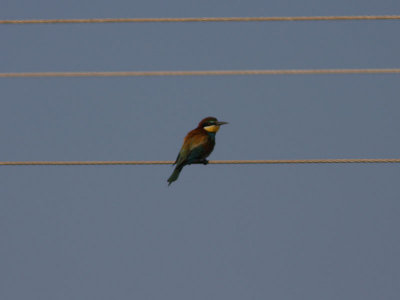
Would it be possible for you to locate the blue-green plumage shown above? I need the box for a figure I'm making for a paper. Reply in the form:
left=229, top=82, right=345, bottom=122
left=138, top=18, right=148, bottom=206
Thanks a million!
left=167, top=117, right=227, bottom=185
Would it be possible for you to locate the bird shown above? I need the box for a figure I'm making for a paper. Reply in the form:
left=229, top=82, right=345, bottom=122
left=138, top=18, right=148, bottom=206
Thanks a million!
left=167, top=117, right=228, bottom=185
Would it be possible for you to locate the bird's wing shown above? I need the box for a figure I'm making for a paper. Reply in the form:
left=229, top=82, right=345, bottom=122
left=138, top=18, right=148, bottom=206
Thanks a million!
left=175, top=131, right=209, bottom=167
left=175, top=148, right=188, bottom=167
left=187, top=133, right=209, bottom=151
left=173, top=152, right=180, bottom=165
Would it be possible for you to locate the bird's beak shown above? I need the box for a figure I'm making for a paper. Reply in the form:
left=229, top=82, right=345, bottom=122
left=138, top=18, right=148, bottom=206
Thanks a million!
left=217, top=121, right=228, bottom=125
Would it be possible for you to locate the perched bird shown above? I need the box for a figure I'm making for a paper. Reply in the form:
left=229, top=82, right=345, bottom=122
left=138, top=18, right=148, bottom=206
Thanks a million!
left=167, top=117, right=228, bottom=185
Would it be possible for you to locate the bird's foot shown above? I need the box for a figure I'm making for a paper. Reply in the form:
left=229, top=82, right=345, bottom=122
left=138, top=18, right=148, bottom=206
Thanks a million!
left=188, top=159, right=209, bottom=165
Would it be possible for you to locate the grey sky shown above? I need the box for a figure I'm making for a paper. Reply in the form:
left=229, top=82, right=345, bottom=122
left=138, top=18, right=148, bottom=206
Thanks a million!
left=1, top=1, right=400, bottom=299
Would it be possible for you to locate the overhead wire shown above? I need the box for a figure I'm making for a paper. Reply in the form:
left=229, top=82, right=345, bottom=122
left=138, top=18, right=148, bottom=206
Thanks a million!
left=1, top=159, right=399, bottom=166
left=1, top=14, right=399, bottom=79
left=1, top=15, right=400, bottom=25
left=1, top=68, right=400, bottom=78
left=0, top=16, right=398, bottom=168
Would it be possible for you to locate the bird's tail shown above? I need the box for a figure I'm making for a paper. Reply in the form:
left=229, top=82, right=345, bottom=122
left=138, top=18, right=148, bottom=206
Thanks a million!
left=167, top=164, right=184, bottom=186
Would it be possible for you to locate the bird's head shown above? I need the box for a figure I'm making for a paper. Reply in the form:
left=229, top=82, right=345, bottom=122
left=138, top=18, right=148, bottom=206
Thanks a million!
left=198, top=117, right=228, bottom=133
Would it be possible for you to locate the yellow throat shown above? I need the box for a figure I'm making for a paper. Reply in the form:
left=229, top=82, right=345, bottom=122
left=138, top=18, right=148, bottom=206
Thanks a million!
left=203, top=125, right=220, bottom=133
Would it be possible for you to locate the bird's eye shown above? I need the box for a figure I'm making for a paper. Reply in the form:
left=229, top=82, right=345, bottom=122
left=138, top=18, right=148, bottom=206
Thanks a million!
left=203, top=120, right=217, bottom=127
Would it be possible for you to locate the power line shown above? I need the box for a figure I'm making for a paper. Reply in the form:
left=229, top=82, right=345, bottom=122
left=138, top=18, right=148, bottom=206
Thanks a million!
left=1, top=15, right=400, bottom=25
left=1, top=68, right=400, bottom=78
left=1, top=159, right=399, bottom=166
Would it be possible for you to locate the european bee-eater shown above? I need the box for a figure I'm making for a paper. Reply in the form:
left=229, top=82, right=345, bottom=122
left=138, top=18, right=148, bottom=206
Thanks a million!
left=167, top=117, right=228, bottom=185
